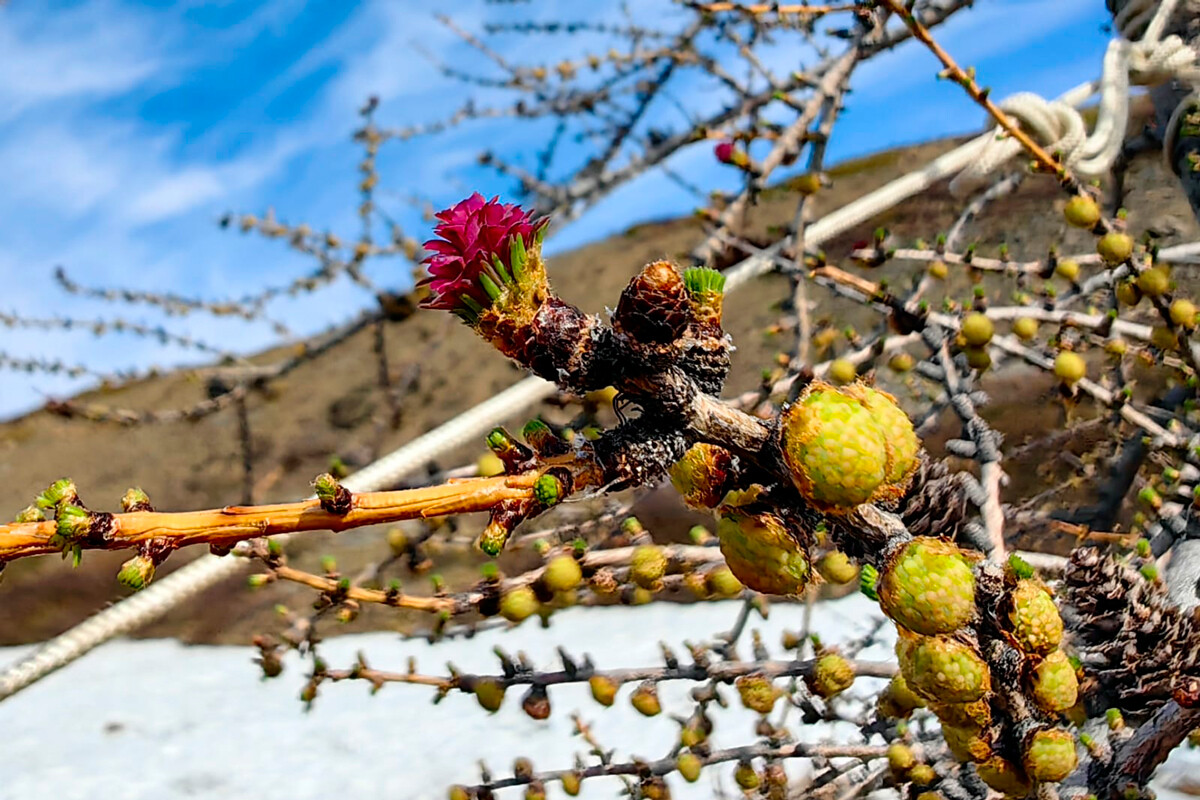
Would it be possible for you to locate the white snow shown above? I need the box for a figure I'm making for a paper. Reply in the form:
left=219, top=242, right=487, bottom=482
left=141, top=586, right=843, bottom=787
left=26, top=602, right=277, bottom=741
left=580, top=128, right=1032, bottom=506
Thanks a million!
left=1, top=594, right=1196, bottom=800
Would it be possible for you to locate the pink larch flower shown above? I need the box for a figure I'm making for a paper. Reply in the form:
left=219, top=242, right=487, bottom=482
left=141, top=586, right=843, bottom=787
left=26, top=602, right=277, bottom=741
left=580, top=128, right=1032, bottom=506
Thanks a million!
left=714, top=140, right=735, bottom=164
left=419, top=193, right=547, bottom=315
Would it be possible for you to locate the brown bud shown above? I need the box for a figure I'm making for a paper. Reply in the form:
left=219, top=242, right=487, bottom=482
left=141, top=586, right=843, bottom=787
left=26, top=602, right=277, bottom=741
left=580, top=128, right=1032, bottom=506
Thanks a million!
left=613, top=260, right=689, bottom=344
left=522, top=685, right=551, bottom=720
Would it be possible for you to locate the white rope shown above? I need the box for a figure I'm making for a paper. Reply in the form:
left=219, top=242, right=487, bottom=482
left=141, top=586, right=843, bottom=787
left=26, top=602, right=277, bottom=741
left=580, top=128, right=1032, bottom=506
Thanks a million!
left=950, top=0, right=1196, bottom=196
left=0, top=79, right=1118, bottom=703
left=0, top=376, right=557, bottom=700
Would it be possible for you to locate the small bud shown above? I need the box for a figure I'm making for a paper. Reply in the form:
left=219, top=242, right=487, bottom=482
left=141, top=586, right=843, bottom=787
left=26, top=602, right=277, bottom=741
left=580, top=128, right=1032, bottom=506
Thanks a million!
left=630, top=681, right=661, bottom=716
left=807, top=653, right=855, bottom=698
left=589, top=675, right=619, bottom=706
left=473, top=679, right=507, bottom=712
left=908, top=764, right=937, bottom=786
left=1137, top=267, right=1171, bottom=297
left=117, top=554, right=156, bottom=590
left=500, top=585, right=540, bottom=623
left=707, top=565, right=743, bottom=597
left=676, top=752, right=703, bottom=783
left=1063, top=195, right=1101, bottom=228
left=887, top=743, right=916, bottom=775
left=630, top=545, right=668, bottom=589
left=1171, top=298, right=1197, bottom=329
left=734, top=760, right=760, bottom=790
left=1022, top=728, right=1077, bottom=783
left=55, top=504, right=92, bottom=542
left=521, top=685, right=551, bottom=720
left=829, top=359, right=857, bottom=385
left=560, top=771, right=582, bottom=796
left=1097, top=232, right=1134, bottom=265
left=313, top=473, right=352, bottom=514
left=13, top=505, right=44, bottom=523
left=37, top=478, right=80, bottom=512
left=533, top=473, right=565, bottom=507
left=541, top=555, right=582, bottom=593
left=248, top=574, right=271, bottom=589
left=736, top=675, right=779, bottom=714
left=1054, top=351, right=1086, bottom=385
left=1055, top=259, right=1081, bottom=282
left=1012, top=317, right=1038, bottom=341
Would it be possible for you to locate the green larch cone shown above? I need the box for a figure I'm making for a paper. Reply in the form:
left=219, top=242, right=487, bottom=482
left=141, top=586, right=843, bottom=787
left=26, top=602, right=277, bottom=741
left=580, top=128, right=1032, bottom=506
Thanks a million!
left=897, top=632, right=991, bottom=703
left=1008, top=580, right=1063, bottom=654
left=845, top=384, right=920, bottom=495
left=781, top=381, right=916, bottom=512
left=876, top=674, right=927, bottom=719
left=1029, top=650, right=1079, bottom=713
left=879, top=537, right=976, bottom=635
left=736, top=674, right=779, bottom=714
left=669, top=443, right=734, bottom=509
left=941, top=723, right=993, bottom=763
left=976, top=756, right=1031, bottom=796
left=807, top=653, right=855, bottom=698
left=715, top=502, right=811, bottom=596
left=1022, top=728, right=1077, bottom=782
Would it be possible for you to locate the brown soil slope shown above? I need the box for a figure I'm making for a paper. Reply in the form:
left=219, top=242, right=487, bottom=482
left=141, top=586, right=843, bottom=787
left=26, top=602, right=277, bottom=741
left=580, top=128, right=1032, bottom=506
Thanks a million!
left=2, top=126, right=1198, bottom=645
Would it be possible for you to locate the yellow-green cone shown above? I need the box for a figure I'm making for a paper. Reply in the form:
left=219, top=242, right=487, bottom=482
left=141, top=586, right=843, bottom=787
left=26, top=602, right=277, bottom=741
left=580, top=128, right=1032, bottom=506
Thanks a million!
left=879, top=537, right=976, bottom=635
left=1029, top=650, right=1078, bottom=713
left=1008, top=580, right=1063, bottom=654
left=897, top=633, right=990, bottom=703
left=1022, top=728, right=1077, bottom=782
left=780, top=382, right=891, bottom=512
left=715, top=503, right=810, bottom=596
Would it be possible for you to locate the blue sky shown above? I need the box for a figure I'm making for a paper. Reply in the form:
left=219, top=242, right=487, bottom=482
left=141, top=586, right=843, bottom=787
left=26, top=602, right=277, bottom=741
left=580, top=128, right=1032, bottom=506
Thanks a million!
left=0, top=0, right=1112, bottom=418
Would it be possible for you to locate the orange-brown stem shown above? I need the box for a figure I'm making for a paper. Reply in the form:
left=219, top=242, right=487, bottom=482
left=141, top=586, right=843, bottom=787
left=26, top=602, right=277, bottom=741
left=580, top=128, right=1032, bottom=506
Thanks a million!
left=0, top=474, right=540, bottom=562
left=876, top=0, right=1071, bottom=185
